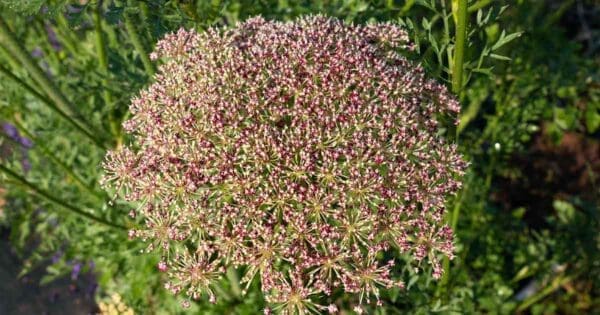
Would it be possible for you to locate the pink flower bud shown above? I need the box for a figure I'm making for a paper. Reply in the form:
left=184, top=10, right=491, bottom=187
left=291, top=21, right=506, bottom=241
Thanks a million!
left=157, top=260, right=168, bottom=272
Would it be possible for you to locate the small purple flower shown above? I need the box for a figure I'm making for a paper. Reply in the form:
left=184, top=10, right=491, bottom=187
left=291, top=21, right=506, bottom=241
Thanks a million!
left=86, top=282, right=98, bottom=298
left=31, top=47, right=43, bottom=58
left=71, top=262, right=82, bottom=281
left=2, top=122, right=33, bottom=149
left=0, top=121, right=32, bottom=171
left=51, top=250, right=63, bottom=264
left=45, top=23, right=62, bottom=52
left=21, top=155, right=31, bottom=173
left=20, top=137, right=33, bottom=149
left=2, top=123, right=18, bottom=139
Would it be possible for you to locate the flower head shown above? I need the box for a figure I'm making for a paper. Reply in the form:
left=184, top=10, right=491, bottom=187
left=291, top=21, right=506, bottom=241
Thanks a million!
left=102, top=15, right=466, bottom=312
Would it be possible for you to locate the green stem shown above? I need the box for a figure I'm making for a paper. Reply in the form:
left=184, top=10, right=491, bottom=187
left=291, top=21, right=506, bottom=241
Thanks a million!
left=0, top=64, right=51, bottom=104
left=440, top=0, right=453, bottom=79
left=121, top=5, right=155, bottom=77
left=450, top=194, right=463, bottom=230
left=468, top=0, right=494, bottom=13
left=0, top=164, right=125, bottom=230
left=138, top=2, right=153, bottom=40
left=55, top=14, right=81, bottom=55
left=452, top=0, right=468, bottom=94
left=33, top=22, right=61, bottom=68
left=0, top=46, right=21, bottom=69
left=516, top=275, right=573, bottom=312
left=0, top=17, right=107, bottom=150
left=93, top=5, right=120, bottom=142
left=438, top=0, right=468, bottom=295
left=11, top=117, right=107, bottom=202
left=437, top=187, right=466, bottom=294
left=226, top=267, right=242, bottom=298
left=0, top=64, right=105, bottom=150
left=545, top=0, right=576, bottom=27
left=93, top=7, right=111, bottom=103
left=437, top=168, right=475, bottom=296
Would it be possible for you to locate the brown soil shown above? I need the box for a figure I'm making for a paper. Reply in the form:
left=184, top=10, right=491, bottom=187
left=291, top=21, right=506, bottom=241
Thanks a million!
left=493, top=129, right=599, bottom=227
left=0, top=227, right=99, bottom=315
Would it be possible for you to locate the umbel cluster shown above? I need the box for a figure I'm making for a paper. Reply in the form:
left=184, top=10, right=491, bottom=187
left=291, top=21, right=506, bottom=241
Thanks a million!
left=102, top=15, right=466, bottom=314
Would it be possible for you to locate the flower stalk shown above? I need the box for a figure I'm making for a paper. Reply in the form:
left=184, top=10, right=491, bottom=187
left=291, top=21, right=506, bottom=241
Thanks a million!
left=452, top=0, right=468, bottom=94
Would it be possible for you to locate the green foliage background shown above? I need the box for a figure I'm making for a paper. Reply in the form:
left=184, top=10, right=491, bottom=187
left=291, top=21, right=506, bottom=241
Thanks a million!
left=0, top=0, right=598, bottom=314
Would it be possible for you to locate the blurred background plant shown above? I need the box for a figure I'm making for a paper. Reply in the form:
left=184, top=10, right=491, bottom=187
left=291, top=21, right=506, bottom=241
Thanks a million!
left=0, top=0, right=597, bottom=314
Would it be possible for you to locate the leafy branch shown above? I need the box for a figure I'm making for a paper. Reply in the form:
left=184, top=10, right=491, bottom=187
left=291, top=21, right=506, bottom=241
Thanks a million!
left=0, top=16, right=108, bottom=150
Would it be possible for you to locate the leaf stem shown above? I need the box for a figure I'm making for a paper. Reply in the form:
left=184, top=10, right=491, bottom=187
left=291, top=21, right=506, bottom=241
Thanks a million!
left=0, top=164, right=125, bottom=230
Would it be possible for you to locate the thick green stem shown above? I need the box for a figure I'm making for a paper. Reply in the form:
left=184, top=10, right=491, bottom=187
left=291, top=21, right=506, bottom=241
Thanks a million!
left=0, top=164, right=125, bottom=230
left=0, top=17, right=107, bottom=150
left=452, top=0, right=468, bottom=94
left=438, top=0, right=468, bottom=295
